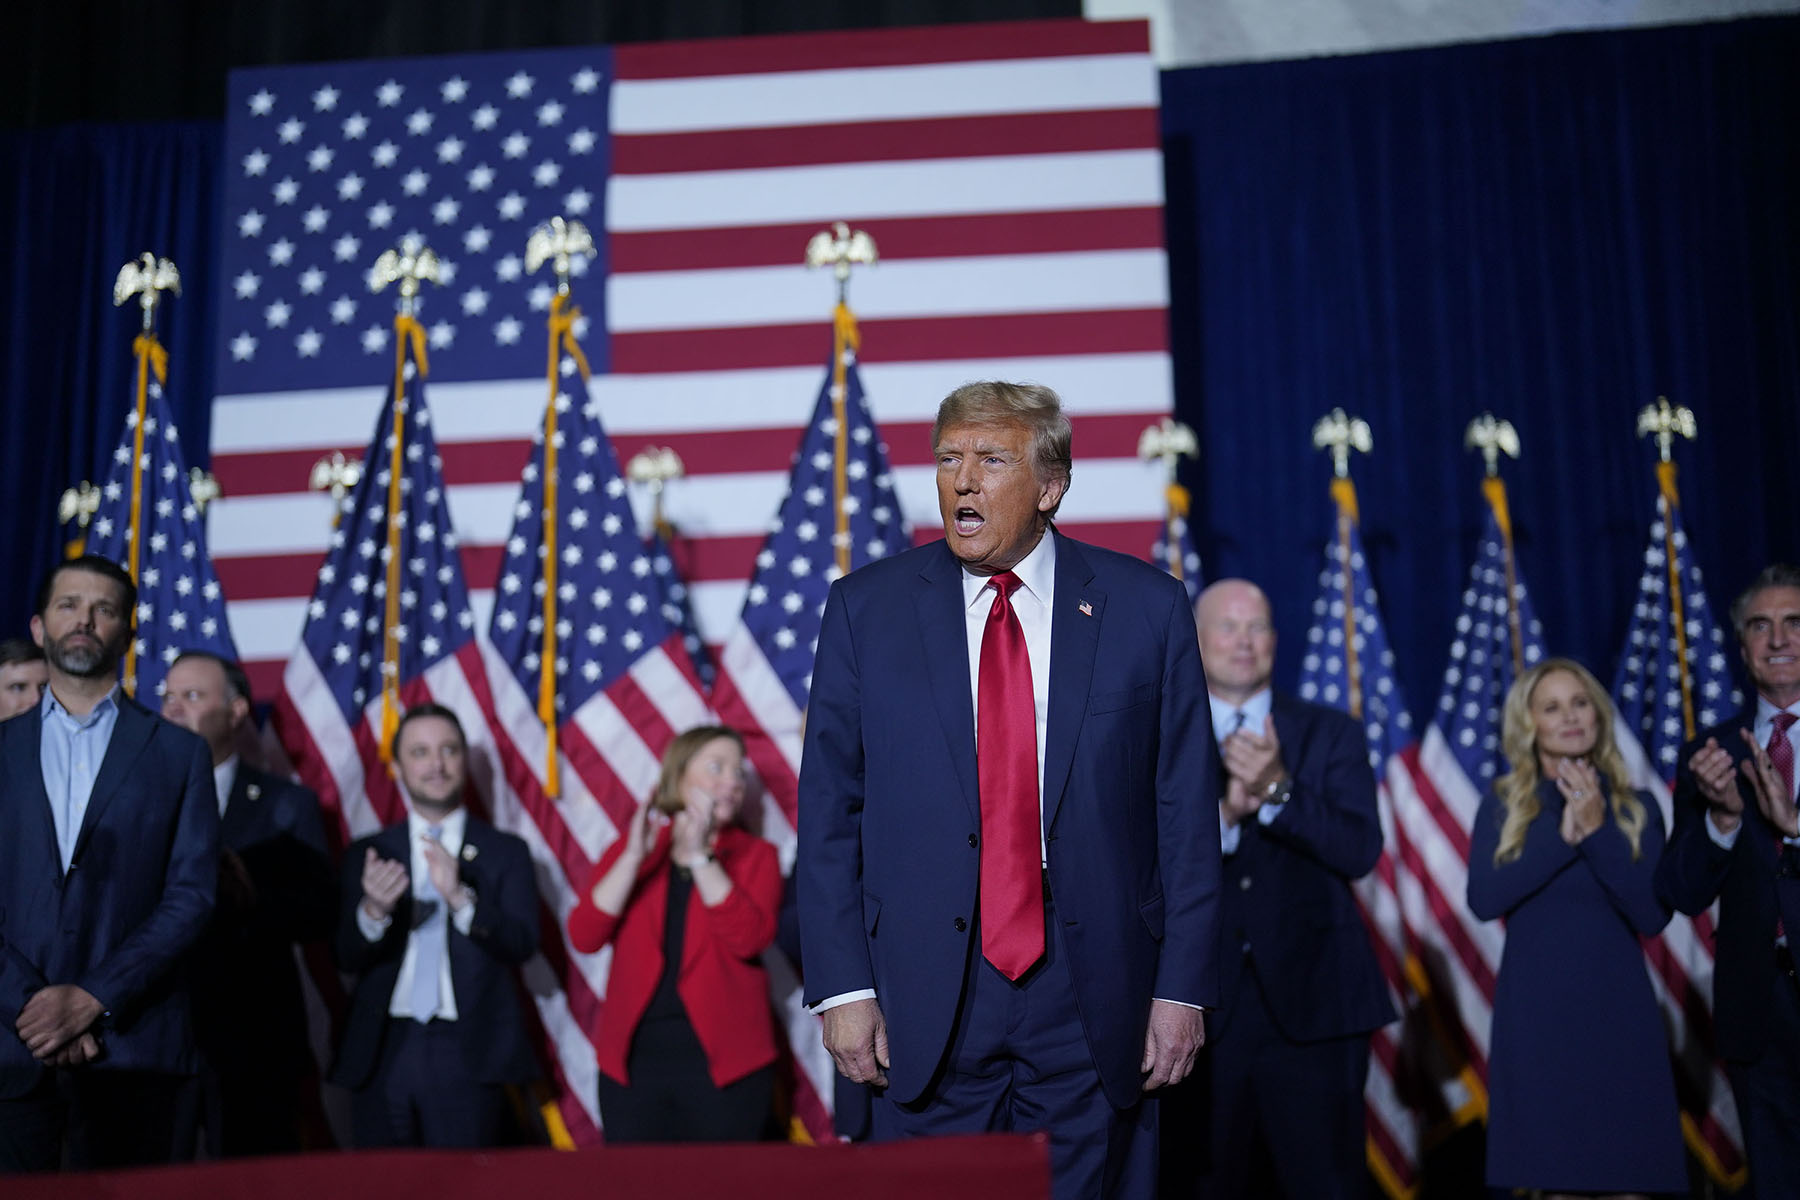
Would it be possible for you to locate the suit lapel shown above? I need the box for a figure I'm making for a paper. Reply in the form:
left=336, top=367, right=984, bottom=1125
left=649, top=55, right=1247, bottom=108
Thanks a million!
left=5, top=712, right=62, bottom=872
left=914, top=543, right=979, bottom=825
left=72, top=699, right=154, bottom=862
left=1042, top=532, right=1103, bottom=833
left=221, top=764, right=263, bottom=847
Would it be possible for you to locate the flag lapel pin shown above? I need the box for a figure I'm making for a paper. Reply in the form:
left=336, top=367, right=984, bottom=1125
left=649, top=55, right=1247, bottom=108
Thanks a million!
left=1078, top=600, right=1093, bottom=617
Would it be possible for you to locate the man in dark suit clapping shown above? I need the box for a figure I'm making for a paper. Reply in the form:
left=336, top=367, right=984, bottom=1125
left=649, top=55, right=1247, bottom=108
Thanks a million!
left=1658, top=563, right=1800, bottom=1197
left=332, top=703, right=539, bottom=1148
left=1163, top=579, right=1393, bottom=1200
left=0, top=556, right=218, bottom=1172
left=161, top=651, right=335, bottom=1157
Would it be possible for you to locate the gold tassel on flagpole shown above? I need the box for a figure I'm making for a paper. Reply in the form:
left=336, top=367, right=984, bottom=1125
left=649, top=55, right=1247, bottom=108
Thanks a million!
left=524, top=217, right=596, bottom=799
left=367, top=239, right=441, bottom=767
left=111, top=252, right=182, bottom=697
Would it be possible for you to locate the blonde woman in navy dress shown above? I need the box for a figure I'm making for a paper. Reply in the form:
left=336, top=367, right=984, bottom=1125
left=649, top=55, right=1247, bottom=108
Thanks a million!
left=1467, top=658, right=1686, bottom=1199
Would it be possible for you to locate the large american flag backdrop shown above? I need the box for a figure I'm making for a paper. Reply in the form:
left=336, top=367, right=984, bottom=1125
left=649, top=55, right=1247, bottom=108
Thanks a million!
left=205, top=20, right=1175, bottom=1141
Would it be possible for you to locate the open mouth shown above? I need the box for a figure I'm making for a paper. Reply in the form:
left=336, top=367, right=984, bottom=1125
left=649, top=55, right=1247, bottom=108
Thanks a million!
left=953, top=507, right=984, bottom=536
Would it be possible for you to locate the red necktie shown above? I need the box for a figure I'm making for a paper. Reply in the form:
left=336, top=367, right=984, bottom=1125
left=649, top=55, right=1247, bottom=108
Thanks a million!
left=978, top=571, right=1044, bottom=980
left=1768, top=713, right=1795, bottom=943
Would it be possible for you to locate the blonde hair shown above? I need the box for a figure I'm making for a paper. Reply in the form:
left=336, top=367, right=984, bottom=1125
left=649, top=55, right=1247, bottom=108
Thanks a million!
left=932, top=381, right=1073, bottom=517
left=651, top=725, right=746, bottom=817
left=1492, top=658, right=1646, bottom=865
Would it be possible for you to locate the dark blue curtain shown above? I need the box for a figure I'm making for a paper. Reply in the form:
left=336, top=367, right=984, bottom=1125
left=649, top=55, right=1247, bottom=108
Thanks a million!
left=1163, top=15, right=1800, bottom=717
left=0, top=121, right=222, bottom=638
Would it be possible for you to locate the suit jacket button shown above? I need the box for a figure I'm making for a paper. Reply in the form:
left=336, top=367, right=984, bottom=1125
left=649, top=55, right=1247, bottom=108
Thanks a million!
left=968, top=834, right=978, bottom=848
left=953, top=917, right=967, bottom=932
left=1239, top=876, right=1252, bottom=891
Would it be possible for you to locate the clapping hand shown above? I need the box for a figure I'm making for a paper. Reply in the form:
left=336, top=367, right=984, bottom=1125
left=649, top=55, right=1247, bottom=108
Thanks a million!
left=1739, top=728, right=1800, bottom=838
left=1688, top=738, right=1744, bottom=833
left=1554, top=757, right=1605, bottom=845
left=421, top=833, right=471, bottom=911
left=360, top=847, right=409, bottom=921
left=1222, top=716, right=1286, bottom=797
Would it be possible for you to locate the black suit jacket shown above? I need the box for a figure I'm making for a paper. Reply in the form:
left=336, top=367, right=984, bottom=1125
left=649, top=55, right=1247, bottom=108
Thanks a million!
left=0, top=698, right=218, bottom=1096
left=1656, top=707, right=1800, bottom=1063
left=330, top=815, right=539, bottom=1089
left=189, top=764, right=336, bottom=1077
left=1213, top=692, right=1395, bottom=1043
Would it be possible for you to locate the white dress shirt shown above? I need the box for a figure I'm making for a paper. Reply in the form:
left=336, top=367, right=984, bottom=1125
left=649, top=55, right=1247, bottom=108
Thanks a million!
left=1211, top=689, right=1286, bottom=855
left=1705, top=695, right=1800, bottom=850
left=213, top=754, right=239, bottom=819
left=356, top=806, right=477, bottom=1019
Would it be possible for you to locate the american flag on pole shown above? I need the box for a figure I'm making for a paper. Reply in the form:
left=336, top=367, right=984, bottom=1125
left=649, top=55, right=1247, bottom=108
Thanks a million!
left=84, top=349, right=238, bottom=701
left=203, top=20, right=1177, bottom=701
left=1404, top=476, right=1546, bottom=1124
left=708, top=331, right=910, bottom=1131
left=270, top=326, right=489, bottom=840
left=1610, top=459, right=1747, bottom=1190
left=1295, top=477, right=1421, bottom=1198
left=648, top=529, right=716, bottom=693
left=477, top=297, right=721, bottom=1141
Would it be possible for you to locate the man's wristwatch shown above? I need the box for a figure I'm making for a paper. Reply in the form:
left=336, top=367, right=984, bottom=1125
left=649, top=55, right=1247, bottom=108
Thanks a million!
left=1262, top=776, right=1293, bottom=806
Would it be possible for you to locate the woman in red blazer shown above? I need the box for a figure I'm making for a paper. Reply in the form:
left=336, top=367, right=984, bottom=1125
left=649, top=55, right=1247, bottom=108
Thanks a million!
left=567, top=725, right=782, bottom=1142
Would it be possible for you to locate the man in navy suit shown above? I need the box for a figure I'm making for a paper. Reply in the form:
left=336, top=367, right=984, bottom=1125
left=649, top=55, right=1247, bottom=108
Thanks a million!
left=798, top=382, right=1220, bottom=1200
left=1162, top=579, right=1391, bottom=1199
left=161, top=651, right=336, bottom=1157
left=1659, top=563, right=1800, bottom=1197
left=0, top=556, right=218, bottom=1172
left=331, top=703, right=539, bottom=1148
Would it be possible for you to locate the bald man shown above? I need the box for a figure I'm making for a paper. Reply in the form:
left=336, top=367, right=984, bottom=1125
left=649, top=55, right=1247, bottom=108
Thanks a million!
left=1161, top=580, right=1393, bottom=1200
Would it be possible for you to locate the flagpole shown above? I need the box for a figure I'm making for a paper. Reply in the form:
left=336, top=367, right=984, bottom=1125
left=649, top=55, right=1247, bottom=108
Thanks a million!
left=805, top=222, right=878, bottom=577
left=525, top=217, right=596, bottom=799
left=1137, top=417, right=1199, bottom=587
left=1465, top=413, right=1524, bottom=676
left=1638, top=397, right=1701, bottom=739
left=111, top=252, right=181, bottom=695
left=368, top=238, right=440, bottom=764
left=1313, top=408, right=1373, bottom=719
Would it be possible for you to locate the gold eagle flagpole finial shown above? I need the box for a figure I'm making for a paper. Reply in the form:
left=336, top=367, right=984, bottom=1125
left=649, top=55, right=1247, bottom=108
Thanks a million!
left=523, top=217, right=597, bottom=798
left=1463, top=412, right=1521, bottom=478
left=310, top=451, right=364, bottom=527
left=1311, top=408, right=1373, bottom=479
left=1636, top=395, right=1697, bottom=464
left=58, top=481, right=101, bottom=558
left=627, top=447, right=687, bottom=542
left=525, top=216, right=595, bottom=299
left=805, top=222, right=879, bottom=576
left=114, top=252, right=181, bottom=334
left=187, top=469, right=221, bottom=515
left=367, top=237, right=440, bottom=764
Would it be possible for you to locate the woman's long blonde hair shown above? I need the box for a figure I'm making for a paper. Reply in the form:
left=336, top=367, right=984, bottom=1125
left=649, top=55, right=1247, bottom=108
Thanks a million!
left=1492, top=658, right=1645, bottom=865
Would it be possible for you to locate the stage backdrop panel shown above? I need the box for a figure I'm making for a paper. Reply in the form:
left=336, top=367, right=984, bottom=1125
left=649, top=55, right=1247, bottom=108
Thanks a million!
left=206, top=18, right=1177, bottom=698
